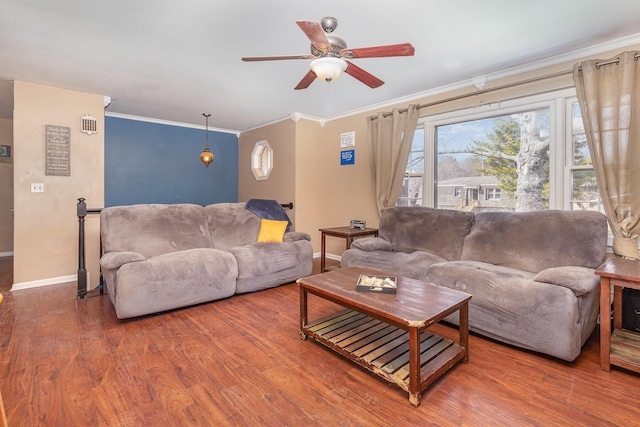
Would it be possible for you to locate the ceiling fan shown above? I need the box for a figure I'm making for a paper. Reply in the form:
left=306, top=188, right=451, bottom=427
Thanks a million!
left=241, top=16, right=415, bottom=90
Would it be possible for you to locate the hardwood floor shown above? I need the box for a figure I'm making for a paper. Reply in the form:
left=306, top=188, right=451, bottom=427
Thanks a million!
left=2, top=256, right=640, bottom=426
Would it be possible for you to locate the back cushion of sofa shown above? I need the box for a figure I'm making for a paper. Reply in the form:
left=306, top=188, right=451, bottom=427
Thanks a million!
left=101, top=204, right=213, bottom=258
left=460, top=210, right=608, bottom=273
left=379, top=206, right=475, bottom=261
left=204, top=203, right=262, bottom=250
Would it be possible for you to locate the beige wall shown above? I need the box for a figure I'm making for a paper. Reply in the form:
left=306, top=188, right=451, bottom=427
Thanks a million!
left=239, top=42, right=640, bottom=259
left=13, top=81, right=104, bottom=289
left=0, top=118, right=13, bottom=254
left=238, top=119, right=297, bottom=226
left=292, top=118, right=324, bottom=249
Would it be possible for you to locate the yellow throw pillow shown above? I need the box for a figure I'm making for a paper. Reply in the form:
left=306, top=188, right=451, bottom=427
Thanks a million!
left=257, top=219, right=288, bottom=243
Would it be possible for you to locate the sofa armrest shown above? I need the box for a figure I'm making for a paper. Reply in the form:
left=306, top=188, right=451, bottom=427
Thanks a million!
left=350, top=237, right=393, bottom=252
left=534, top=266, right=599, bottom=296
left=100, top=251, right=146, bottom=270
left=283, top=231, right=311, bottom=242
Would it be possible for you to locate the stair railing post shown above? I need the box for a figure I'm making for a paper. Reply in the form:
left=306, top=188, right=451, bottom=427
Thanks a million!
left=77, top=198, right=87, bottom=299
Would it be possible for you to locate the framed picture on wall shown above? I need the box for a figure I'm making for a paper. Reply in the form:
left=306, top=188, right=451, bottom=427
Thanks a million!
left=0, top=145, right=11, bottom=163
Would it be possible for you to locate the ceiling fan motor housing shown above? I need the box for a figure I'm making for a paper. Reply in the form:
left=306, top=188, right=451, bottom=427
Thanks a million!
left=310, top=33, right=347, bottom=57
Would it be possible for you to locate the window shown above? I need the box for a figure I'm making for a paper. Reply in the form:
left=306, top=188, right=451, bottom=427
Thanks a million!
left=486, top=188, right=501, bottom=200
left=398, top=127, right=424, bottom=206
left=400, top=89, right=602, bottom=214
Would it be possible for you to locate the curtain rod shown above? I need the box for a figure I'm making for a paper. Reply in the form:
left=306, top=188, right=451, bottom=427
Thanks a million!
left=370, top=69, right=574, bottom=120
left=370, top=52, right=640, bottom=121
left=591, top=52, right=639, bottom=69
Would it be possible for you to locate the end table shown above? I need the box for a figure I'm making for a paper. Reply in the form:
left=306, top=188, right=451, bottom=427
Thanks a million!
left=319, top=226, right=378, bottom=272
left=595, top=257, right=640, bottom=373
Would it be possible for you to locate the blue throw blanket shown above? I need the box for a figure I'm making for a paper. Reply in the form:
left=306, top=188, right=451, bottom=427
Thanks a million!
left=245, top=199, right=292, bottom=232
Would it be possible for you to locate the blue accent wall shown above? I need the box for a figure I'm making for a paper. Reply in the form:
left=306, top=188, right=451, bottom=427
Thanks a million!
left=105, top=116, right=238, bottom=207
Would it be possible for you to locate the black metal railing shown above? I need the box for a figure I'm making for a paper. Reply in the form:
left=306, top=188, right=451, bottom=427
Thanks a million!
left=77, top=198, right=102, bottom=299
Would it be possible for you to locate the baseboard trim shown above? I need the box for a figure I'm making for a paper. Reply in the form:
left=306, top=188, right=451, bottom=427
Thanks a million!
left=11, top=274, right=77, bottom=292
left=313, top=253, right=342, bottom=261
left=0, top=251, right=13, bottom=258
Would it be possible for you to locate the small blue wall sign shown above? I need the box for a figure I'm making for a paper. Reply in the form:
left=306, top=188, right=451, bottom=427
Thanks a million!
left=340, top=149, right=355, bottom=165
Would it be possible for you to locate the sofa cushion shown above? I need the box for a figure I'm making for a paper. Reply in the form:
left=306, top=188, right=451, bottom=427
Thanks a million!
left=426, top=260, right=582, bottom=361
left=205, top=203, right=262, bottom=250
left=378, top=206, right=474, bottom=261
left=231, top=240, right=313, bottom=293
left=350, top=237, right=393, bottom=252
left=341, top=250, right=448, bottom=282
left=112, top=248, right=238, bottom=319
left=460, top=210, right=608, bottom=273
left=534, top=266, right=599, bottom=297
left=101, top=204, right=213, bottom=259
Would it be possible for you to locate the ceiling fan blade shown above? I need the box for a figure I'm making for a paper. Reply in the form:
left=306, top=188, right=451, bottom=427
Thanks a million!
left=343, top=43, right=415, bottom=59
left=242, top=54, right=316, bottom=62
left=294, top=70, right=316, bottom=90
left=345, top=61, right=384, bottom=88
left=296, top=20, right=331, bottom=52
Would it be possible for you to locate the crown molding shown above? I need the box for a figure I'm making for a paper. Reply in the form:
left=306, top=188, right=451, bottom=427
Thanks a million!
left=106, top=112, right=239, bottom=136
left=240, top=112, right=326, bottom=134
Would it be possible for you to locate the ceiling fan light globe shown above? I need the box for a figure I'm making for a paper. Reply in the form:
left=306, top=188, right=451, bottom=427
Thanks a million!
left=310, top=57, right=347, bottom=83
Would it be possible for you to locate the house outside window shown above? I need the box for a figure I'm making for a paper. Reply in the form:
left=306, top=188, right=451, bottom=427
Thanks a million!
left=398, top=89, right=602, bottom=215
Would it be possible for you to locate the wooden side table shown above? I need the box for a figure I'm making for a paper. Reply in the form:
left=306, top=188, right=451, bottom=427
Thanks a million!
left=595, top=257, right=640, bottom=373
left=319, top=226, right=378, bottom=272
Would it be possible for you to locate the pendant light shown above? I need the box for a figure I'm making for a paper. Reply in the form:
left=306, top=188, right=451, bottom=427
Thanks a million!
left=200, top=113, right=214, bottom=167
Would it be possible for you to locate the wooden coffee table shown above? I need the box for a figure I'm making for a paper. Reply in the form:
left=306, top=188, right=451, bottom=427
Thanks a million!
left=297, top=266, right=471, bottom=407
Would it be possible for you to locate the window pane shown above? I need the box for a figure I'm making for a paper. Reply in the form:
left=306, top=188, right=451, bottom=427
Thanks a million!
left=436, top=108, right=550, bottom=212
left=573, top=133, right=590, bottom=166
left=571, top=170, right=600, bottom=209
left=412, top=128, right=424, bottom=152
left=398, top=128, right=424, bottom=206
left=407, top=152, right=424, bottom=174
left=398, top=176, right=422, bottom=206
left=572, top=102, right=585, bottom=134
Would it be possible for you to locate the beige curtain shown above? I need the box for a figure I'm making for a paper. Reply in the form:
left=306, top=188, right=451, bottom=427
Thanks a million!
left=574, top=51, right=640, bottom=259
left=367, top=104, right=419, bottom=215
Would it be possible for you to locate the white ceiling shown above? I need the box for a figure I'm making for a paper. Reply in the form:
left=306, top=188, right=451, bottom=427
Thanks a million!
left=2, top=0, right=640, bottom=133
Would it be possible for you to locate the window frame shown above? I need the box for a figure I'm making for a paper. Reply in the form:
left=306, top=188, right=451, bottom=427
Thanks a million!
left=414, top=88, right=579, bottom=210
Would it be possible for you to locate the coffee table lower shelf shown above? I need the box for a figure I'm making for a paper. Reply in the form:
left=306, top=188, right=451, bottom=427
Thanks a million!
left=302, top=308, right=465, bottom=406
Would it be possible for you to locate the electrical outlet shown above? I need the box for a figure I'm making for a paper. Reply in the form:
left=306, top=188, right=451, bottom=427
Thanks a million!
left=30, top=183, right=44, bottom=193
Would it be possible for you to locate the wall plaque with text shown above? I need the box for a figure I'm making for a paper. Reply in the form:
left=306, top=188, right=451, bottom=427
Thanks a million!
left=45, top=125, right=71, bottom=176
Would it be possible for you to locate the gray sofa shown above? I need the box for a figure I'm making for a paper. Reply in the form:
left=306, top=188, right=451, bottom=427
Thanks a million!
left=100, top=202, right=313, bottom=319
left=341, top=206, right=608, bottom=361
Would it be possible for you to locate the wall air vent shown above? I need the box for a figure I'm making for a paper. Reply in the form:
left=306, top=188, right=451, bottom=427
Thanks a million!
left=81, top=114, right=98, bottom=135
